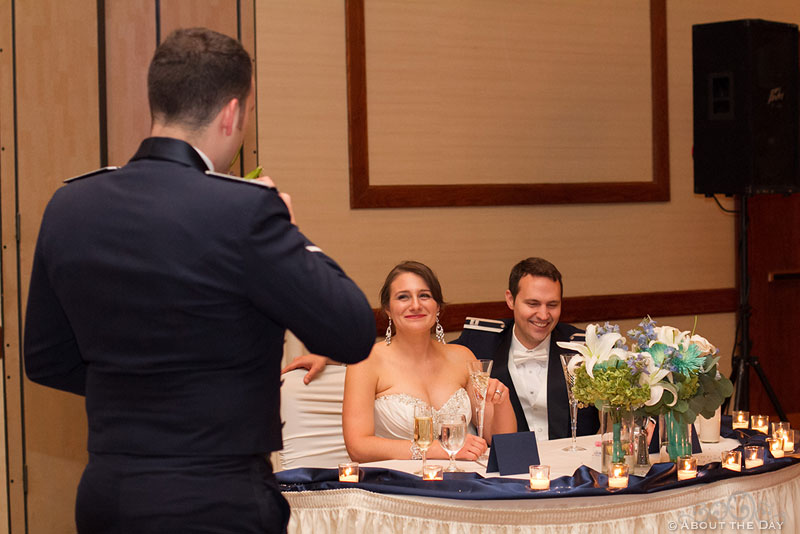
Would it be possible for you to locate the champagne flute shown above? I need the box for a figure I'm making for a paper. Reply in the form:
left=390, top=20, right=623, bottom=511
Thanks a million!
left=560, top=352, right=586, bottom=452
left=439, top=413, right=467, bottom=472
left=413, top=404, right=434, bottom=476
left=467, top=359, right=493, bottom=461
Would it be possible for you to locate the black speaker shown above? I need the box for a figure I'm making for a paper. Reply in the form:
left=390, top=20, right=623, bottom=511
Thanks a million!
left=693, top=19, right=800, bottom=196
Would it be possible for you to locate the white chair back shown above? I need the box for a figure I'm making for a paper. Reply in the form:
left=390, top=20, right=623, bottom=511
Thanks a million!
left=278, top=366, right=350, bottom=470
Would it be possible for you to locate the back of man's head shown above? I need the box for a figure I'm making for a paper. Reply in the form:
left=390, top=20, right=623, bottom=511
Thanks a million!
left=148, top=27, right=252, bottom=131
left=508, top=257, right=563, bottom=299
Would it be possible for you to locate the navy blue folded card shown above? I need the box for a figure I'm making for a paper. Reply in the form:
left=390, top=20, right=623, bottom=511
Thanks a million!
left=648, top=420, right=702, bottom=455
left=486, top=431, right=540, bottom=475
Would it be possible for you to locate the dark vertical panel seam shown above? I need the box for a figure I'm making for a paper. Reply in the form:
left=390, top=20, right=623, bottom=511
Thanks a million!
left=97, top=0, right=108, bottom=167
left=155, top=0, right=161, bottom=45
left=236, top=0, right=244, bottom=176
left=249, top=0, right=259, bottom=172
left=7, top=0, right=30, bottom=531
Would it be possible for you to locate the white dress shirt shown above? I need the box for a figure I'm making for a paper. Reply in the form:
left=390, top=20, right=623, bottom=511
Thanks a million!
left=193, top=146, right=214, bottom=171
left=507, top=329, right=551, bottom=439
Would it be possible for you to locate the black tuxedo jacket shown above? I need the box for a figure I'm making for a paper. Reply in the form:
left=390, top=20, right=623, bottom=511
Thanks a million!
left=453, top=319, right=600, bottom=439
left=24, top=137, right=376, bottom=456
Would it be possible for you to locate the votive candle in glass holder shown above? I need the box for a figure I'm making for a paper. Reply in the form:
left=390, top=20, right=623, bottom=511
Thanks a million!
left=607, top=463, right=629, bottom=490
left=731, top=411, right=749, bottom=429
left=766, top=438, right=785, bottom=458
left=750, top=415, right=769, bottom=434
left=677, top=456, right=697, bottom=480
left=744, top=446, right=765, bottom=469
left=783, top=430, right=796, bottom=452
left=422, top=464, right=444, bottom=481
left=770, top=421, right=790, bottom=440
left=338, top=462, right=359, bottom=482
left=721, top=450, right=742, bottom=472
left=529, top=465, right=550, bottom=490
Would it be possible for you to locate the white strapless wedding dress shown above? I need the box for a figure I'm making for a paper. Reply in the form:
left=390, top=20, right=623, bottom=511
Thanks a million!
left=373, top=388, right=472, bottom=440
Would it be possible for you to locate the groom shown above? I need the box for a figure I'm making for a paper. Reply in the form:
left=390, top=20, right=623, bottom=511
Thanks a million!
left=452, top=258, right=599, bottom=440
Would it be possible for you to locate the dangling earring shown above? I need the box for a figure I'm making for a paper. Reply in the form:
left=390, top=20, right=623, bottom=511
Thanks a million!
left=435, top=311, right=445, bottom=344
left=385, top=317, right=393, bottom=345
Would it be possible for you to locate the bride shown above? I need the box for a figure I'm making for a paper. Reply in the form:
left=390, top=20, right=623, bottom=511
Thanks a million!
left=343, top=261, right=516, bottom=463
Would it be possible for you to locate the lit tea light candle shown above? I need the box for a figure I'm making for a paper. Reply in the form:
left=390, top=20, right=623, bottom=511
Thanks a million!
left=784, top=430, right=796, bottom=452
left=338, top=462, right=359, bottom=483
left=750, top=415, right=769, bottom=434
left=422, top=464, right=443, bottom=481
left=721, top=450, right=741, bottom=472
left=607, top=463, right=629, bottom=490
left=766, top=438, right=784, bottom=458
left=731, top=411, right=749, bottom=430
left=529, top=465, right=550, bottom=490
left=744, top=446, right=764, bottom=469
left=770, top=421, right=790, bottom=440
left=677, top=456, right=697, bottom=480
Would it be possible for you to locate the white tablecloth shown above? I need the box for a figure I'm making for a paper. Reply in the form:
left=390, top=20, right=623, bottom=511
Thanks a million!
left=283, top=434, right=800, bottom=533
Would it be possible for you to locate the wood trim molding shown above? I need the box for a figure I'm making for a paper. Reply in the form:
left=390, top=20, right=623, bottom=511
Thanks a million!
left=373, top=288, right=738, bottom=335
left=345, top=0, right=669, bottom=208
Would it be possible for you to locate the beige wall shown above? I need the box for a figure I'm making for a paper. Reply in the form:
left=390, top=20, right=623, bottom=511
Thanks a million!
left=256, top=0, right=800, bottom=375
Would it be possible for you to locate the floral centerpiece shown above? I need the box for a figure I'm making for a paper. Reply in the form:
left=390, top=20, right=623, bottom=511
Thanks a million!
left=625, top=317, right=733, bottom=460
left=557, top=324, right=651, bottom=468
left=558, top=317, right=733, bottom=464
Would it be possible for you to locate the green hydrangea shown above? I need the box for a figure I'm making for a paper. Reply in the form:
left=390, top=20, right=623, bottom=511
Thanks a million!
left=572, top=363, right=651, bottom=411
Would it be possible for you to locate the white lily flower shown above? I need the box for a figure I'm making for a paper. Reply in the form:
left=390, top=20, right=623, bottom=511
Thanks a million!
left=556, top=324, right=627, bottom=378
left=652, top=325, right=691, bottom=350
left=637, top=351, right=677, bottom=406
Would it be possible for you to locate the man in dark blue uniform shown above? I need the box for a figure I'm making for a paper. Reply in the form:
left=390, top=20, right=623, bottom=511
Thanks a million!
left=23, top=27, right=375, bottom=534
left=452, top=258, right=599, bottom=440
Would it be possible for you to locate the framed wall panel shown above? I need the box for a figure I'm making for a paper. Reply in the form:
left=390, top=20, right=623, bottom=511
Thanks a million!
left=346, top=0, right=669, bottom=208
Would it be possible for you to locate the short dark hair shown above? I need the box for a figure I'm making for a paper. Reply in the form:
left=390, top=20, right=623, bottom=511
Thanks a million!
left=508, top=257, right=563, bottom=299
left=379, top=261, right=445, bottom=312
left=148, top=27, right=252, bottom=130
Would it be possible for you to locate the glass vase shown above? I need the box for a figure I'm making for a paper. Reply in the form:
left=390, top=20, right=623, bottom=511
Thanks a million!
left=600, top=405, right=635, bottom=474
left=659, top=411, right=693, bottom=462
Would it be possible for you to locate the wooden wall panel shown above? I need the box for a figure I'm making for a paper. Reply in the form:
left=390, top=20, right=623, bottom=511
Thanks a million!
left=346, top=0, right=669, bottom=208
left=14, top=1, right=101, bottom=532
left=0, top=4, right=15, bottom=534
left=1, top=0, right=19, bottom=528
left=105, top=1, right=157, bottom=166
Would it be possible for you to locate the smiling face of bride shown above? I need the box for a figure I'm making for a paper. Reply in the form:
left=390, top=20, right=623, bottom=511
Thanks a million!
left=379, top=261, right=444, bottom=337
left=386, top=272, right=439, bottom=335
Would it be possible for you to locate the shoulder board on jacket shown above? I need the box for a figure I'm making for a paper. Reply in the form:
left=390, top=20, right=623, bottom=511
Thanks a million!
left=64, top=166, right=120, bottom=183
left=462, top=317, right=506, bottom=333
left=204, top=170, right=276, bottom=189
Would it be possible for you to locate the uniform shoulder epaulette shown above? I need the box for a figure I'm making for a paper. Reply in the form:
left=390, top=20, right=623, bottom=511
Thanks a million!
left=462, top=317, right=506, bottom=333
left=64, top=166, right=120, bottom=183
left=204, top=170, right=275, bottom=189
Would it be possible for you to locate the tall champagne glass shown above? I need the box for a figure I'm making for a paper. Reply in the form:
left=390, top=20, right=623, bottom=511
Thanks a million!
left=439, top=413, right=467, bottom=472
left=413, top=404, right=434, bottom=475
left=560, top=353, right=586, bottom=452
left=467, top=359, right=493, bottom=460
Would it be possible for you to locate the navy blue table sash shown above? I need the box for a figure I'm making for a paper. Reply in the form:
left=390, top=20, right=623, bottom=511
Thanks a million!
left=276, top=417, right=798, bottom=500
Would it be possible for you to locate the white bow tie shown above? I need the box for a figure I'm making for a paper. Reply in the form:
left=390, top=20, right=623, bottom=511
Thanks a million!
left=512, top=347, right=549, bottom=366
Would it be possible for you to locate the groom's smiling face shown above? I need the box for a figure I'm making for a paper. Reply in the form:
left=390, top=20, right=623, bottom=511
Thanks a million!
left=505, top=275, right=562, bottom=350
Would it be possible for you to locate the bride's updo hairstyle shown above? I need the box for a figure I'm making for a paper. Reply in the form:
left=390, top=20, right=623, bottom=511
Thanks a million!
left=379, top=261, right=445, bottom=312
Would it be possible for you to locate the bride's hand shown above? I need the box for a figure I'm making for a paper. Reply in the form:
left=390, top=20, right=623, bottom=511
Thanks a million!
left=454, top=434, right=487, bottom=461
left=485, top=378, right=509, bottom=405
